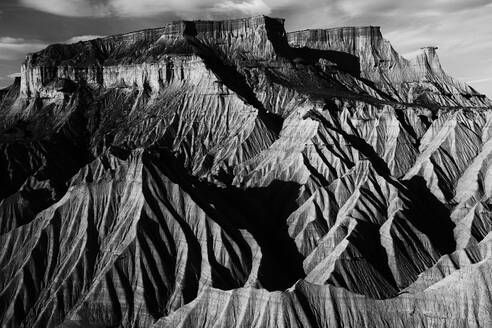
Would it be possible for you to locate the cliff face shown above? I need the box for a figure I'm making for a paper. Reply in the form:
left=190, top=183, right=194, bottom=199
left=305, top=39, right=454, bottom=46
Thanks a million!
left=1, top=15, right=492, bottom=328
left=288, top=28, right=491, bottom=107
left=287, top=26, right=396, bottom=70
left=20, top=17, right=287, bottom=97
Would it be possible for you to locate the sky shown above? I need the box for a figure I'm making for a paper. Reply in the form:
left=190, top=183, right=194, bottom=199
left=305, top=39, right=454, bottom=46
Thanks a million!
left=0, top=0, right=491, bottom=97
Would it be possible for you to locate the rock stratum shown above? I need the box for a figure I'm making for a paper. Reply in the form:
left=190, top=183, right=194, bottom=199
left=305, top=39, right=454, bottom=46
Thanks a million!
left=0, top=16, right=491, bottom=328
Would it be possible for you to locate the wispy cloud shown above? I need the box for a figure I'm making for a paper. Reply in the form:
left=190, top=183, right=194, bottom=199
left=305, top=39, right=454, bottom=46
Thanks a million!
left=19, top=0, right=111, bottom=17
left=329, top=0, right=491, bottom=18
left=0, top=35, right=106, bottom=62
left=212, top=0, right=271, bottom=16
left=467, top=77, right=492, bottom=84
left=0, top=37, right=47, bottom=60
left=0, top=73, right=20, bottom=87
left=64, top=35, right=104, bottom=44
left=19, top=0, right=273, bottom=18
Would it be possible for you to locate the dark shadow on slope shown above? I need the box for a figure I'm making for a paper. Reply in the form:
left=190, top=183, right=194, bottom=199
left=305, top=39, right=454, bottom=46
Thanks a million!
left=140, top=165, right=202, bottom=308
left=303, top=107, right=456, bottom=289
left=358, top=76, right=399, bottom=102
left=304, top=109, right=392, bottom=179
left=346, top=220, right=399, bottom=298
left=262, top=17, right=361, bottom=77
left=0, top=87, right=96, bottom=231
left=291, top=47, right=361, bottom=76
left=144, top=148, right=306, bottom=291
left=185, top=34, right=284, bottom=136
left=308, top=109, right=455, bottom=254
left=394, top=107, right=421, bottom=149
left=402, top=176, right=455, bottom=254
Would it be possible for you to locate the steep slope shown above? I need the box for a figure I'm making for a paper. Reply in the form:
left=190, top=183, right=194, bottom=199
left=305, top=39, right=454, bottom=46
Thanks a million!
left=0, top=15, right=491, bottom=328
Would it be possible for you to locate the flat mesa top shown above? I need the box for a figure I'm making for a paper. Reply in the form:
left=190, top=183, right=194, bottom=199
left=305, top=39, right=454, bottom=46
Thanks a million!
left=90, top=15, right=286, bottom=43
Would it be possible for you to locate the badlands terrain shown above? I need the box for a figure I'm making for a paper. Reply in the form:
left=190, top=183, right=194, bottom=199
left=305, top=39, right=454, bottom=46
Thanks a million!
left=0, top=16, right=491, bottom=327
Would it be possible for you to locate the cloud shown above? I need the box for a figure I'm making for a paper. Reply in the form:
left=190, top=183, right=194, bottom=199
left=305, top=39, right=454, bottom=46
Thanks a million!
left=19, top=0, right=111, bottom=17
left=0, top=37, right=47, bottom=60
left=0, top=35, right=106, bottom=62
left=0, top=73, right=20, bottom=88
left=467, top=77, right=492, bottom=84
left=64, top=35, right=104, bottom=44
left=212, top=0, right=271, bottom=16
left=16, top=0, right=492, bottom=22
left=19, top=0, right=273, bottom=17
left=330, top=0, right=491, bottom=18
left=0, top=37, right=29, bottom=44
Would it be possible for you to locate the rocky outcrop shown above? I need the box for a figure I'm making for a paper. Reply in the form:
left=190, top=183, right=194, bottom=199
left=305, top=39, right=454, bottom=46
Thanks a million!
left=19, top=17, right=289, bottom=97
left=287, top=26, right=396, bottom=72
left=1, top=15, right=492, bottom=328
left=412, top=46, right=445, bottom=76
left=288, top=28, right=491, bottom=107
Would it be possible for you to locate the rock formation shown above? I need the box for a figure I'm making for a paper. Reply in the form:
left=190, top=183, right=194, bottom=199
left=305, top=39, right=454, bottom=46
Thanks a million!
left=287, top=28, right=490, bottom=107
left=0, top=15, right=491, bottom=328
